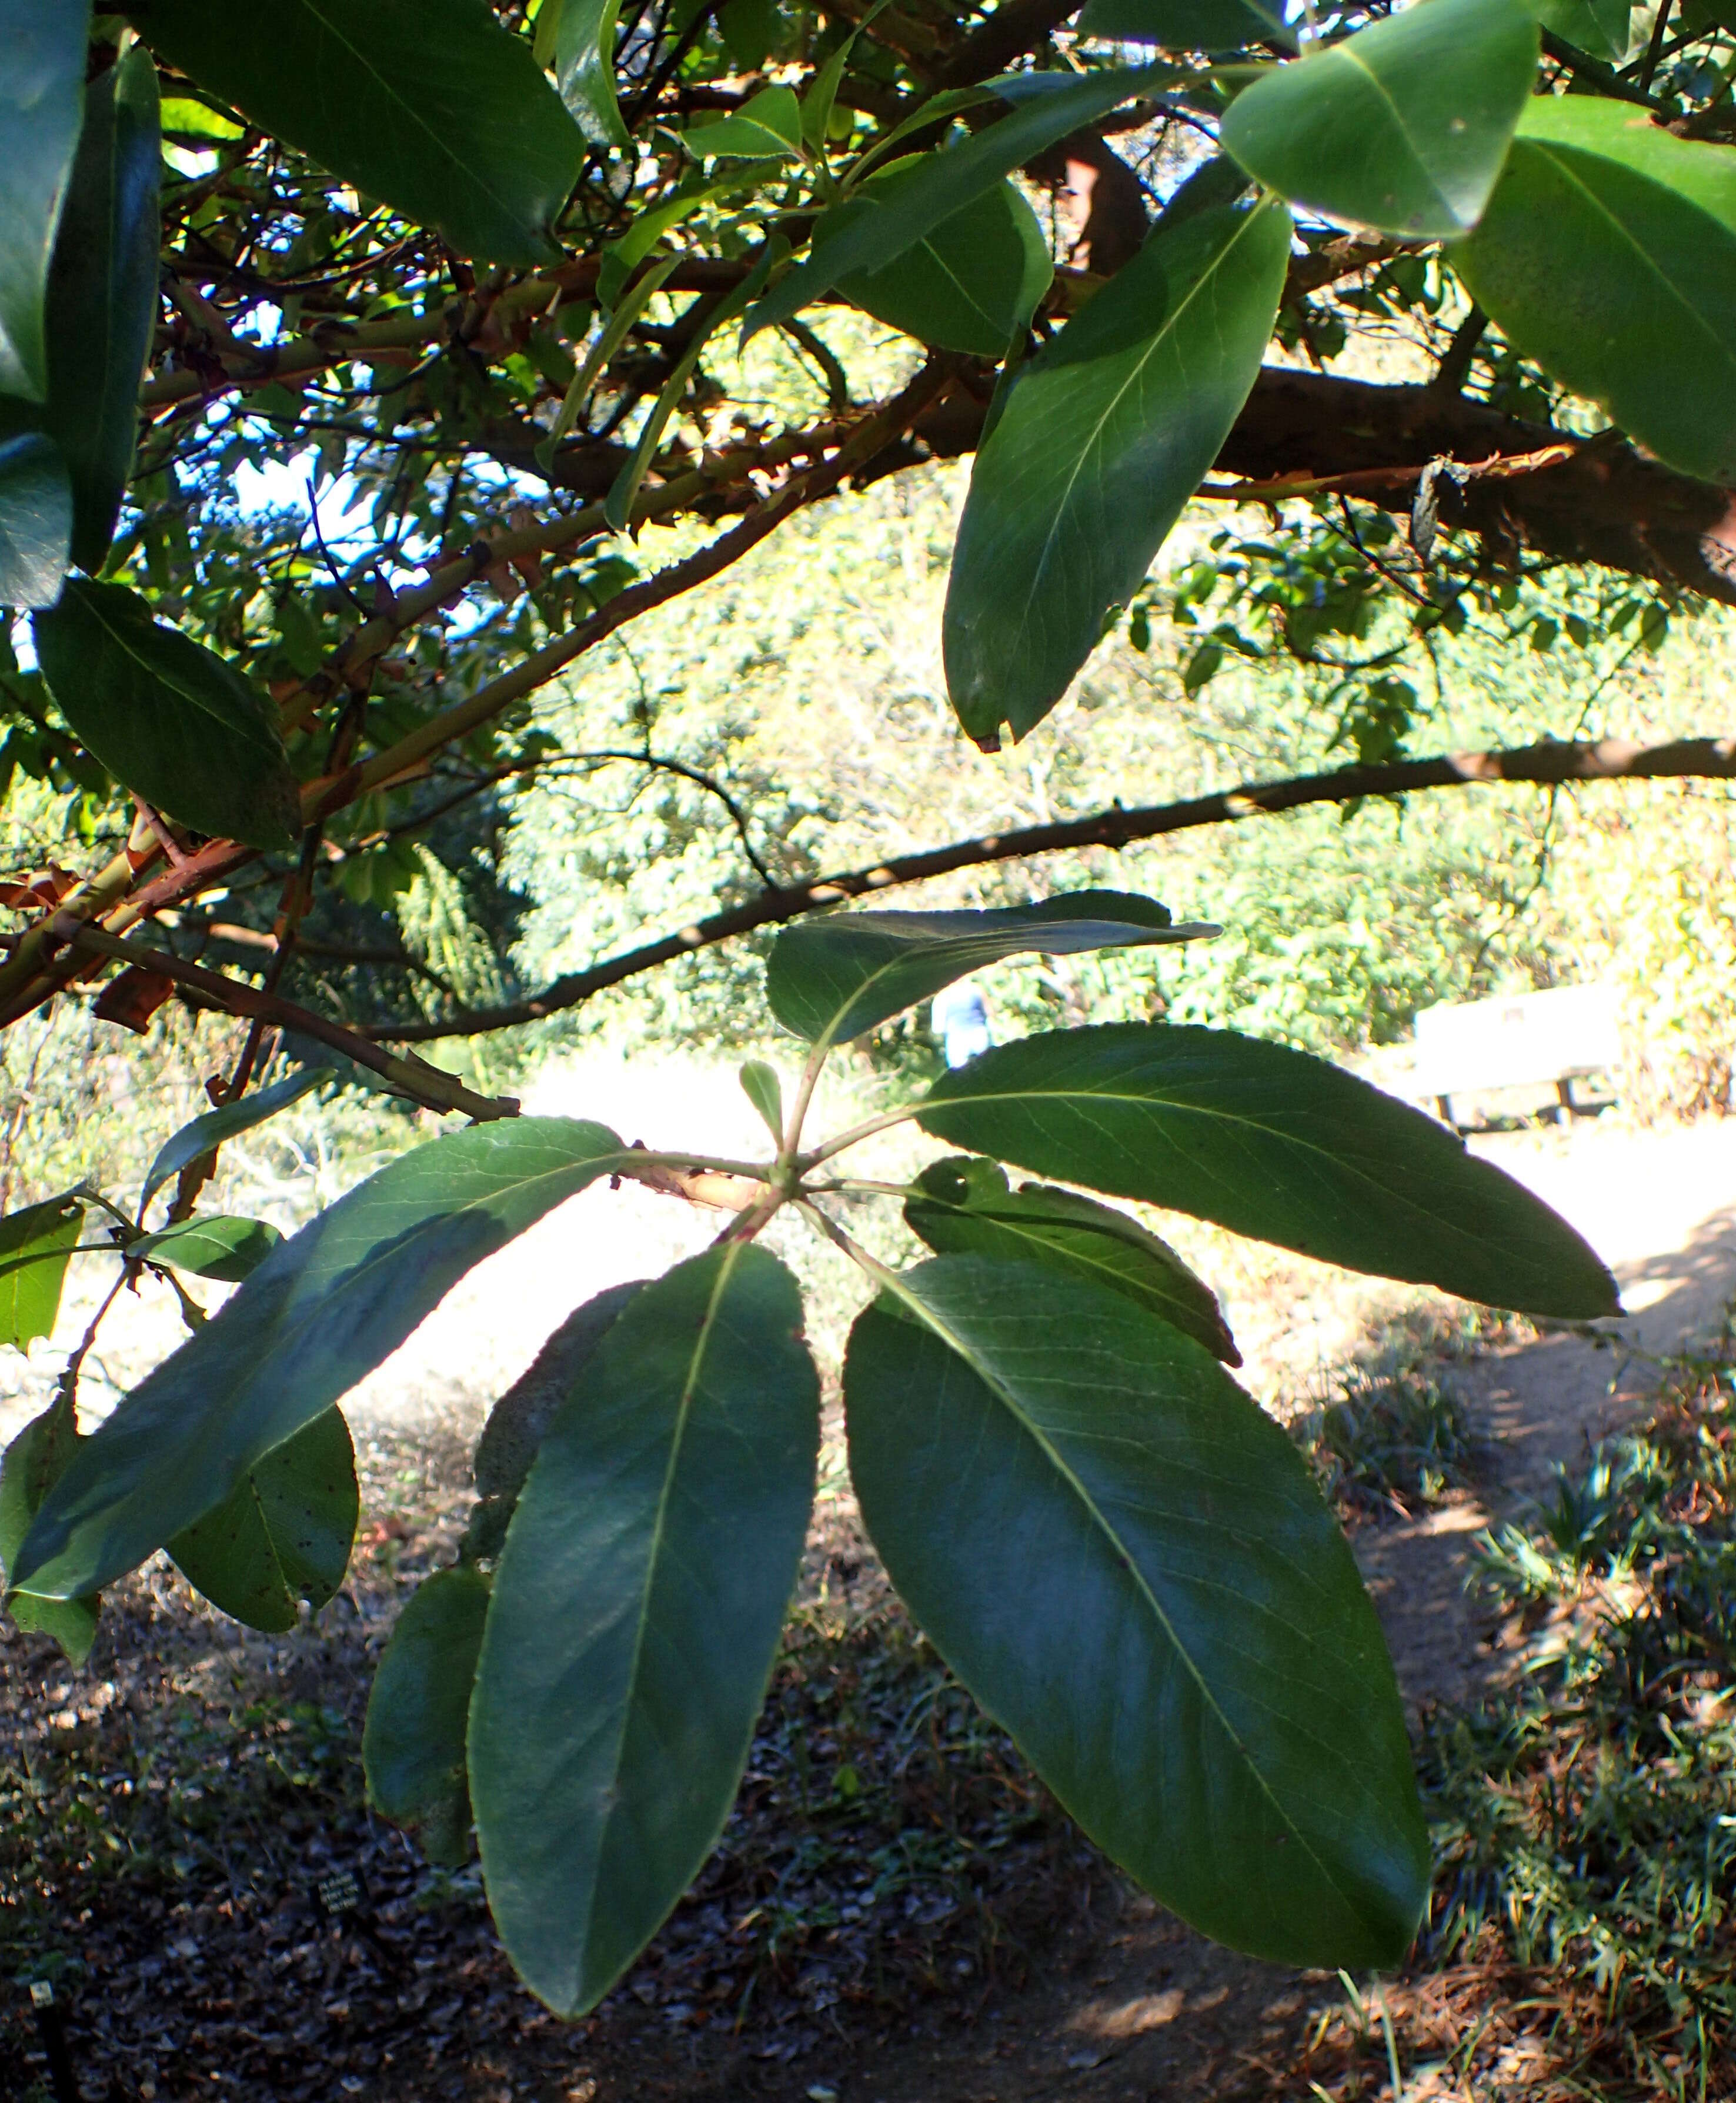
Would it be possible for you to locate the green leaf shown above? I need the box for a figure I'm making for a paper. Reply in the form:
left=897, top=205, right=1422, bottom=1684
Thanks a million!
left=844, top=1256, right=1429, bottom=1968
left=764, top=890, right=1217, bottom=1047
left=131, top=1214, right=283, bottom=1282
left=364, top=1564, right=491, bottom=1866
left=167, top=1407, right=358, bottom=1633
left=0, top=1, right=86, bottom=403
left=43, top=42, right=162, bottom=573
left=745, top=65, right=1171, bottom=342
left=1079, top=0, right=1295, bottom=51
left=917, top=1022, right=1620, bottom=1318
left=0, top=1193, right=84, bottom=1353
left=12, top=1116, right=628, bottom=1601
left=139, top=1067, right=326, bottom=1213
left=1454, top=96, right=1736, bottom=482
left=943, top=195, right=1290, bottom=748
left=555, top=0, right=629, bottom=149
left=465, top=1280, right=645, bottom=1559
left=1221, top=0, right=1537, bottom=240
left=33, top=580, right=301, bottom=850
left=0, top=430, right=71, bottom=609
left=738, top=1060, right=784, bottom=1145
left=821, top=168, right=1053, bottom=358
left=469, top=1244, right=820, bottom=2017
left=906, top=1156, right=1240, bottom=1364
left=131, top=0, right=584, bottom=266
left=1530, top=0, right=1631, bottom=57
left=682, top=85, right=803, bottom=160
left=1, top=1400, right=100, bottom=1664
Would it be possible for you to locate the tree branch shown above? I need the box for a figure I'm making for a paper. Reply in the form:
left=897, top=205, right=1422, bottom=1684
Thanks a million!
left=363, top=734, right=1736, bottom=1043
left=44, top=917, right=518, bottom=1121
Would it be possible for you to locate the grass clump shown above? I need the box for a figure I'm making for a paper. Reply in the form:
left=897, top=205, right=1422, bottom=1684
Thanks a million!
left=1294, top=1362, right=1477, bottom=1521
left=1415, top=1344, right=1736, bottom=2099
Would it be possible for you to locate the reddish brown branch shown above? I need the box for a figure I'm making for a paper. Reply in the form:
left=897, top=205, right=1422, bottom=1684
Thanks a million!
left=364, top=734, right=1736, bottom=1044
left=45, top=917, right=517, bottom=1121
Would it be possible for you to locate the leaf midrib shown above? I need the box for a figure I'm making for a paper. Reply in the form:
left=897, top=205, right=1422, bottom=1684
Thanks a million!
left=919, top=1076, right=1517, bottom=1254
left=1527, top=139, right=1736, bottom=376
left=292, top=0, right=531, bottom=228
left=18, top=1137, right=627, bottom=1590
left=572, top=1242, right=744, bottom=1998
left=82, top=592, right=278, bottom=756
left=882, top=1274, right=1361, bottom=1917
left=1000, top=199, right=1278, bottom=673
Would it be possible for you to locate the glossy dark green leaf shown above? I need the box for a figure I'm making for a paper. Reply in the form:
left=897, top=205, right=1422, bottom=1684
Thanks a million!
left=844, top=1257, right=1429, bottom=1967
left=943, top=195, right=1290, bottom=747
left=131, top=1214, right=282, bottom=1282
left=1221, top=0, right=1538, bottom=239
left=131, top=0, right=584, bottom=266
left=34, top=580, right=301, bottom=849
left=12, top=1117, right=627, bottom=1601
left=0, top=2, right=86, bottom=403
left=1, top=1400, right=100, bottom=1663
left=906, top=1155, right=1239, bottom=1363
left=1455, top=96, right=1736, bottom=482
left=0, top=1192, right=84, bottom=1352
left=364, top=1564, right=491, bottom=1866
left=555, top=0, right=629, bottom=149
left=683, top=85, right=803, bottom=159
left=464, top=1280, right=646, bottom=1560
left=167, top=1407, right=358, bottom=1633
left=766, top=890, right=1216, bottom=1047
left=139, top=1067, right=326, bottom=1214
left=43, top=42, right=162, bottom=572
left=745, top=64, right=1170, bottom=341
left=0, top=430, right=71, bottom=608
left=822, top=169, right=1052, bottom=358
left=1079, top=0, right=1295, bottom=50
left=1531, top=0, right=1631, bottom=58
left=469, top=1245, right=820, bottom=2017
left=917, top=1022, right=1620, bottom=1318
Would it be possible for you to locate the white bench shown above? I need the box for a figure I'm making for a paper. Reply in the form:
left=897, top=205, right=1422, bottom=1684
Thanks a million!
left=1397, top=982, right=1622, bottom=1129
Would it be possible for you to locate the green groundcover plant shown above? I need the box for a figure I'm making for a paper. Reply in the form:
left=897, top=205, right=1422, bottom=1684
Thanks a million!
left=2, top=891, right=1618, bottom=2014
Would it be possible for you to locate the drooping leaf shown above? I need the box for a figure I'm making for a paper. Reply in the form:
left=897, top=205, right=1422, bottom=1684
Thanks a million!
left=167, top=1407, right=358, bottom=1633
left=844, top=1257, right=1430, bottom=1967
left=44, top=42, right=162, bottom=572
left=555, top=0, right=629, bottom=149
left=943, top=195, right=1290, bottom=747
left=131, top=0, right=584, bottom=266
left=1079, top=0, right=1295, bottom=50
left=0, top=430, right=71, bottom=609
left=12, top=1117, right=628, bottom=1601
left=1221, top=0, right=1538, bottom=239
left=1530, top=0, right=1631, bottom=58
left=0, top=1, right=86, bottom=403
left=464, top=1280, right=646, bottom=1560
left=1455, top=96, right=1736, bottom=482
left=821, top=167, right=1053, bottom=358
left=364, top=1564, right=492, bottom=1865
left=745, top=64, right=1171, bottom=341
left=0, top=1192, right=84, bottom=1353
left=906, top=1156, right=1239, bottom=1363
left=469, top=1245, right=820, bottom=2018
left=682, top=85, right=803, bottom=159
left=917, top=1022, right=1620, bottom=1318
left=139, top=1066, right=326, bottom=1213
left=764, top=890, right=1217, bottom=1047
left=131, top=1214, right=283, bottom=1282
left=33, top=580, right=301, bottom=849
left=1, top=1399, right=100, bottom=1663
